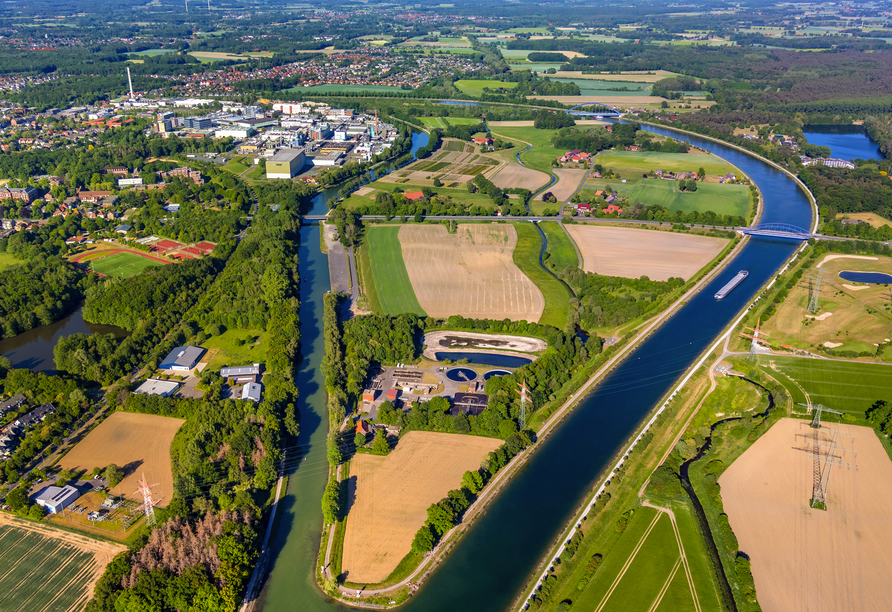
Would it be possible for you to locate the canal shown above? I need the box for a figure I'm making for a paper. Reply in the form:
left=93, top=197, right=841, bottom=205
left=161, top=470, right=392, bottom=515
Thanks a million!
left=258, top=127, right=814, bottom=611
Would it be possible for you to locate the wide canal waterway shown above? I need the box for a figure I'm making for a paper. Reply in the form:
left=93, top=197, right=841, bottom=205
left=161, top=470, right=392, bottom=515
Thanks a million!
left=257, top=126, right=815, bottom=611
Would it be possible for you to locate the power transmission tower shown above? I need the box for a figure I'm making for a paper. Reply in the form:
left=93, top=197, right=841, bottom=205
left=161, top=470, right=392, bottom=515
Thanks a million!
left=808, top=267, right=823, bottom=314
left=135, top=472, right=161, bottom=527
left=517, top=379, right=531, bottom=431
left=797, top=403, right=843, bottom=509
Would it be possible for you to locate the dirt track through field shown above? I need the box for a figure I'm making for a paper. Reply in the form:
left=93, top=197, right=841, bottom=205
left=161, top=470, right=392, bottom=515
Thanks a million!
left=565, top=225, right=726, bottom=281
left=59, top=412, right=184, bottom=506
left=399, top=224, right=545, bottom=321
left=341, top=432, right=501, bottom=584
left=720, top=418, right=892, bottom=612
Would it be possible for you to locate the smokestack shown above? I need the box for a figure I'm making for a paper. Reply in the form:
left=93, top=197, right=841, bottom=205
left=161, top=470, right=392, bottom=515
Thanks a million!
left=126, top=66, right=134, bottom=99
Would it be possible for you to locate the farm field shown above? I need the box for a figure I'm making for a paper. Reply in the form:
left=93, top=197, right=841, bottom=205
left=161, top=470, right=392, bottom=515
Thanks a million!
left=538, top=168, right=588, bottom=205
left=765, top=357, right=892, bottom=418
left=594, top=150, right=736, bottom=176
left=840, top=212, right=892, bottom=228
left=564, top=225, right=727, bottom=281
left=488, top=125, right=572, bottom=176
left=341, top=432, right=501, bottom=584
left=0, top=513, right=126, bottom=612
left=548, top=70, right=681, bottom=82
left=584, top=180, right=750, bottom=218
left=760, top=254, right=892, bottom=357
left=416, top=116, right=482, bottom=129
left=720, top=418, right=892, bottom=612
left=397, top=224, right=545, bottom=321
left=540, top=221, right=579, bottom=274
left=378, top=139, right=500, bottom=187
left=489, top=161, right=551, bottom=192
left=200, top=327, right=269, bottom=371
left=59, top=412, right=185, bottom=506
left=530, top=95, right=668, bottom=106
left=512, top=222, right=573, bottom=329
left=364, top=226, right=426, bottom=316
left=88, top=251, right=164, bottom=277
left=548, top=77, right=652, bottom=96
left=454, top=79, right=518, bottom=95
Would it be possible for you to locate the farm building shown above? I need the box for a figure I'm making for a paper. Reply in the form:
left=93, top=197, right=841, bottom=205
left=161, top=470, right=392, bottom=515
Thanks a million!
left=452, top=392, right=488, bottom=416
left=242, top=382, right=262, bottom=402
left=404, top=191, right=425, bottom=202
left=355, top=419, right=372, bottom=437
left=220, top=364, right=262, bottom=384
left=159, top=346, right=205, bottom=371
left=34, top=485, right=80, bottom=514
left=134, top=379, right=180, bottom=397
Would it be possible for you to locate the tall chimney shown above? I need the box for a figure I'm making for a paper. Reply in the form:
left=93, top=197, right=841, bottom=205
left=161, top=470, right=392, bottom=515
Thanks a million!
left=126, top=66, right=135, bottom=99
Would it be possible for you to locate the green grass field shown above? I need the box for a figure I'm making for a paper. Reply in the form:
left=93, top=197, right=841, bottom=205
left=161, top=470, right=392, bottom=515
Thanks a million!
left=365, top=226, right=426, bottom=316
left=417, top=117, right=482, bottom=129
left=224, top=156, right=250, bottom=174
left=513, top=222, right=572, bottom=329
left=0, top=252, right=24, bottom=271
left=594, top=151, right=736, bottom=176
left=584, top=180, right=750, bottom=217
left=765, top=356, right=892, bottom=418
left=201, top=328, right=269, bottom=371
left=540, top=221, right=579, bottom=274
left=90, top=252, right=163, bottom=278
left=340, top=181, right=497, bottom=212
left=0, top=525, right=96, bottom=611
left=488, top=126, right=568, bottom=175
left=131, top=48, right=173, bottom=56
left=454, top=80, right=519, bottom=95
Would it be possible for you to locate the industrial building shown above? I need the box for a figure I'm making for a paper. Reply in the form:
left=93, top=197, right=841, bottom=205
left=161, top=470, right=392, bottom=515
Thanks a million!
left=134, top=379, right=181, bottom=397
left=266, top=149, right=306, bottom=179
left=35, top=485, right=80, bottom=514
left=220, top=364, right=262, bottom=384
left=159, top=346, right=205, bottom=371
left=242, top=382, right=262, bottom=402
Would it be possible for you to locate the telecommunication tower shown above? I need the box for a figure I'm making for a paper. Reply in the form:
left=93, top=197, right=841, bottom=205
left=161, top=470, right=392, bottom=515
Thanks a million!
left=135, top=472, right=161, bottom=526
left=807, top=267, right=823, bottom=314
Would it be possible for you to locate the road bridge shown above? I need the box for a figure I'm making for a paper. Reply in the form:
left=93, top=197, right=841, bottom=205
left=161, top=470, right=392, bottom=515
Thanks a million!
left=565, top=102, right=622, bottom=117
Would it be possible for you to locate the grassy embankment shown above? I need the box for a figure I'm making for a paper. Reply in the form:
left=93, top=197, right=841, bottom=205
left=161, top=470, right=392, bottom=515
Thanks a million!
left=512, top=222, right=573, bottom=329
left=538, top=220, right=579, bottom=273
left=454, top=80, right=519, bottom=95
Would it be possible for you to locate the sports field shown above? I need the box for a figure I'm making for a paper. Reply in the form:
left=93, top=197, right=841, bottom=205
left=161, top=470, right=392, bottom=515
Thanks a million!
left=364, top=226, right=426, bottom=316
left=565, top=225, right=727, bottom=281
left=397, top=224, right=545, bottom=321
left=59, top=412, right=185, bottom=506
left=454, top=79, right=518, bottom=95
left=0, top=513, right=126, bottom=612
left=341, top=432, right=501, bottom=584
left=540, top=221, right=579, bottom=274
left=567, top=505, right=721, bottom=612
left=89, top=252, right=163, bottom=277
left=585, top=180, right=750, bottom=218
left=721, top=418, right=892, bottom=612
left=594, top=151, right=736, bottom=176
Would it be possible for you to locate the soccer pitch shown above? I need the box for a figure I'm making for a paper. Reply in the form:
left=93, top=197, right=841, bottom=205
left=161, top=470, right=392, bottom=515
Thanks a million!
left=90, top=252, right=164, bottom=277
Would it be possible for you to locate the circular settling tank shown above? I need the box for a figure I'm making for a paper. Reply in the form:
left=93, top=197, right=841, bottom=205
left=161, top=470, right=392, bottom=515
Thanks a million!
left=445, top=367, right=478, bottom=382
left=483, top=369, right=512, bottom=380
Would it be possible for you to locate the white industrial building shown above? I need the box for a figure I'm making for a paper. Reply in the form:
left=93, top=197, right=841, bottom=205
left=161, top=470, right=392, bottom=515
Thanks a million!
left=35, top=485, right=80, bottom=514
left=159, top=346, right=205, bottom=371
left=242, top=382, right=262, bottom=402
left=215, top=127, right=256, bottom=139
left=134, top=379, right=180, bottom=397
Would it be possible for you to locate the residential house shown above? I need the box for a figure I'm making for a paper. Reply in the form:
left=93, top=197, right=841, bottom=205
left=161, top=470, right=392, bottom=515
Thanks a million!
left=603, top=204, right=623, bottom=215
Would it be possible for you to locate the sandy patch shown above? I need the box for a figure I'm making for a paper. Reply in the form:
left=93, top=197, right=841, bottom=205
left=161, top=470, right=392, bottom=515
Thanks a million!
left=490, top=161, right=551, bottom=191
left=59, top=412, right=184, bottom=506
left=538, top=168, right=588, bottom=202
left=806, top=312, right=833, bottom=321
left=422, top=330, right=547, bottom=357
left=822, top=341, right=843, bottom=348
left=720, top=418, right=892, bottom=612
left=342, top=432, right=501, bottom=583
left=840, top=213, right=892, bottom=228
left=565, top=225, right=727, bottom=281
left=399, top=224, right=545, bottom=321
left=488, top=120, right=535, bottom=127
left=842, top=284, right=870, bottom=291
left=816, top=254, right=878, bottom=268
left=354, top=186, right=375, bottom=197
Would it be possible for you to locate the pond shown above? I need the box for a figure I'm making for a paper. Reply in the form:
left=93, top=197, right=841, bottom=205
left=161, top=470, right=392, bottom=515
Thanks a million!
left=0, top=307, right=128, bottom=374
left=802, top=125, right=883, bottom=161
left=435, top=352, right=533, bottom=368
left=838, top=271, right=892, bottom=284
left=444, top=367, right=478, bottom=382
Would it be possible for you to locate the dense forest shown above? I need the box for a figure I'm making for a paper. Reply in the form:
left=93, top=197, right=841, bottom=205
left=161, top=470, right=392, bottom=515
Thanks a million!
left=0, top=256, right=88, bottom=337
left=802, top=164, right=892, bottom=241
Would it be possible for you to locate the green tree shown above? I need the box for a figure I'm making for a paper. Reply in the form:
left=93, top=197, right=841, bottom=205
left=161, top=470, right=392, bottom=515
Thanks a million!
left=104, top=463, right=125, bottom=487
left=412, top=524, right=436, bottom=553
left=354, top=432, right=367, bottom=448
left=372, top=431, right=390, bottom=454
left=321, top=478, right=340, bottom=524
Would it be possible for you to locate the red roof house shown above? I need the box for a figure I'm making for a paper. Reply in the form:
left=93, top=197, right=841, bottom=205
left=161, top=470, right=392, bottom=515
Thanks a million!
left=603, top=204, right=623, bottom=215
left=404, top=191, right=425, bottom=201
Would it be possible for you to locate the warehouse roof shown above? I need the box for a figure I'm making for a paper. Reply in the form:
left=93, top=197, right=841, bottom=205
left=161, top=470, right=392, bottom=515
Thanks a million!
left=159, top=346, right=204, bottom=370
left=270, top=148, right=304, bottom=163
left=242, top=382, right=262, bottom=402
left=220, top=364, right=262, bottom=377
left=134, top=379, right=180, bottom=396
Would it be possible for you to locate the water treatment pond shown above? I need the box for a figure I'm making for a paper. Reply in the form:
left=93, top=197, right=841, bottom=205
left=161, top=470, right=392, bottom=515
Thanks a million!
left=839, top=271, right=892, bottom=284
left=444, top=367, right=478, bottom=382
left=435, top=352, right=533, bottom=368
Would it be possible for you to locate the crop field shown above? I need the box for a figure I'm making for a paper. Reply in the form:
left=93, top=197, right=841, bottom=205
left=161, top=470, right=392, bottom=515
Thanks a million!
left=841, top=212, right=892, bottom=228
left=551, top=70, right=682, bottom=82
left=538, top=168, right=588, bottom=205
left=764, top=357, right=892, bottom=417
left=490, top=161, right=551, bottom=192
left=364, top=226, right=426, bottom=316
left=417, top=117, right=482, bottom=129
left=540, top=221, right=579, bottom=273
left=397, top=224, right=545, bottom=321
left=382, top=140, right=500, bottom=186
left=341, top=432, right=501, bottom=584
left=59, top=412, right=185, bottom=506
left=0, top=513, right=126, bottom=612
left=567, top=505, right=721, bottom=612
left=565, top=225, right=727, bottom=281
left=531, top=95, right=668, bottom=106
left=720, top=418, right=892, bottom=612
left=585, top=180, right=750, bottom=218
left=760, top=254, right=892, bottom=357
left=593, top=151, right=736, bottom=176
left=454, top=79, right=519, bottom=95
left=88, top=251, right=164, bottom=277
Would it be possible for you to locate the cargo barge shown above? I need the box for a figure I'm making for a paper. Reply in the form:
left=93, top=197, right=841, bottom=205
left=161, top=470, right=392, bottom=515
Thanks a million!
left=715, top=270, right=748, bottom=300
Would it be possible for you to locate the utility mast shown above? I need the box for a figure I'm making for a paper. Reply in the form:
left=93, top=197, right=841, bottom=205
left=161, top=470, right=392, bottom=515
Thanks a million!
left=134, top=472, right=161, bottom=526
left=807, top=267, right=823, bottom=314
left=126, top=66, right=135, bottom=100
left=517, top=379, right=531, bottom=431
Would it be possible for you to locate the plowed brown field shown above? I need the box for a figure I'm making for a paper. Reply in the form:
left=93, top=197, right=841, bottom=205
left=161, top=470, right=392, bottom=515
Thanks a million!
left=59, top=412, right=184, bottom=506
left=565, top=225, right=726, bottom=281
left=720, top=418, right=892, bottom=612
left=490, top=161, right=550, bottom=191
left=341, top=432, right=501, bottom=584
left=399, top=224, right=545, bottom=321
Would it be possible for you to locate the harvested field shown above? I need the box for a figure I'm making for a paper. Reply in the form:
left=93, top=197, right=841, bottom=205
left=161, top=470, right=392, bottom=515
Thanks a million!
left=550, top=70, right=680, bottom=82
left=565, top=225, right=727, bottom=281
left=537, top=168, right=588, bottom=202
left=720, top=418, right=892, bottom=612
left=59, top=412, right=184, bottom=506
left=342, top=432, right=501, bottom=584
left=398, top=224, right=545, bottom=321
left=840, top=212, right=891, bottom=228
left=0, top=512, right=126, bottom=612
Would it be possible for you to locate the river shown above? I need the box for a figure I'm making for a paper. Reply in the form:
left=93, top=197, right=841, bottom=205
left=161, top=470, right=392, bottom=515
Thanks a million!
left=802, top=124, right=883, bottom=161
left=258, top=126, right=813, bottom=611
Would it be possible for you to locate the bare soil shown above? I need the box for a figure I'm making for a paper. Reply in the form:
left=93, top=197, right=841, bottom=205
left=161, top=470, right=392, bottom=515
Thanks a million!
left=720, top=418, right=892, bottom=612
left=538, top=168, right=588, bottom=202
left=565, top=225, right=727, bottom=281
left=422, top=330, right=547, bottom=357
left=490, top=161, right=551, bottom=191
left=59, top=412, right=184, bottom=506
left=399, top=224, right=545, bottom=321
left=341, top=432, right=501, bottom=584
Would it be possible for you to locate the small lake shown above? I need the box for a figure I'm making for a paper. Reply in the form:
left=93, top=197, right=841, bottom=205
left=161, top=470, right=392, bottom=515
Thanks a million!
left=802, top=125, right=883, bottom=161
left=839, top=271, right=892, bottom=284
left=0, top=307, right=128, bottom=374
left=435, top=351, right=533, bottom=368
